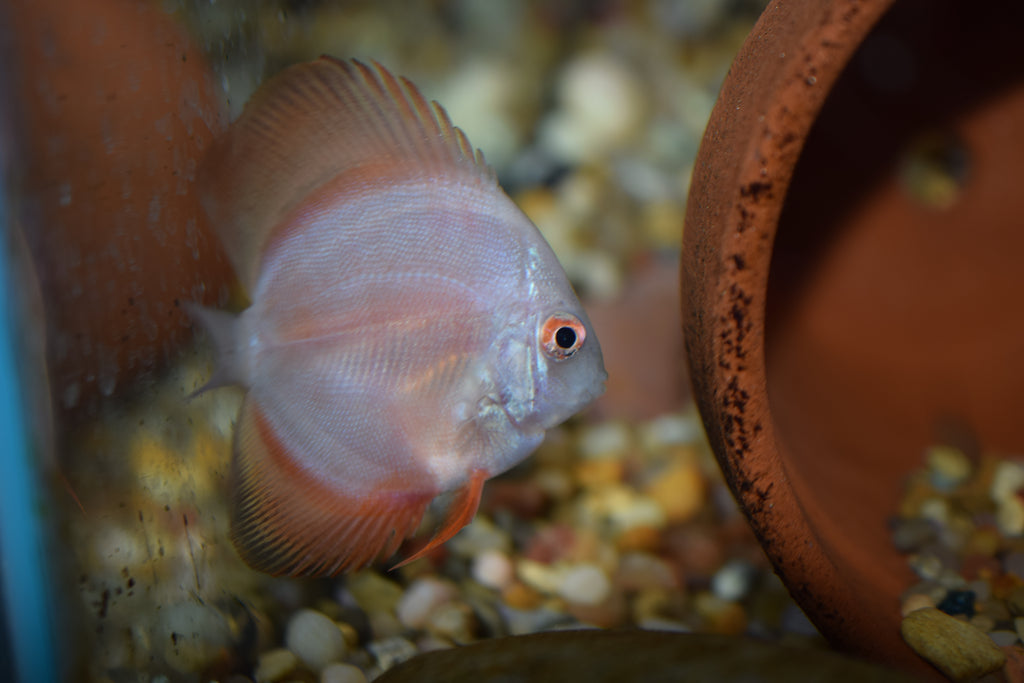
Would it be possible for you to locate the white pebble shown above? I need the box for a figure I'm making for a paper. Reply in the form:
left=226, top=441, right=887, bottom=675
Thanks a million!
left=638, top=413, right=703, bottom=450
left=446, top=517, right=512, bottom=557
left=558, top=563, right=612, bottom=606
left=578, top=421, right=631, bottom=459
left=285, top=609, right=347, bottom=673
left=367, top=636, right=418, bottom=671
left=396, top=577, right=459, bottom=629
left=471, top=549, right=515, bottom=590
left=711, top=560, right=758, bottom=602
left=435, top=60, right=523, bottom=170
left=543, top=52, right=647, bottom=163
left=998, top=497, right=1024, bottom=536
left=320, top=662, right=368, bottom=683
left=991, top=460, right=1024, bottom=503
left=1014, top=616, right=1024, bottom=641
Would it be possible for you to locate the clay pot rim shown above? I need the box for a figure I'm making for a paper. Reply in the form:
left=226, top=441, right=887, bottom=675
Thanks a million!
left=681, top=0, right=912, bottom=669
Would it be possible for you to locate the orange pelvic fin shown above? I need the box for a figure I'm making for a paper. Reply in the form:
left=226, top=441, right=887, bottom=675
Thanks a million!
left=230, top=399, right=433, bottom=576
left=392, top=468, right=488, bottom=569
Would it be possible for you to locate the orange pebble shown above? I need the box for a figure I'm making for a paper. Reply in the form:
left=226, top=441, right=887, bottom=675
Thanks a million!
left=501, top=582, right=543, bottom=610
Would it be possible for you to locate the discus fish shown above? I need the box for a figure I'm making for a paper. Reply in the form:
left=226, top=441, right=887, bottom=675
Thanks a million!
left=191, top=57, right=606, bottom=576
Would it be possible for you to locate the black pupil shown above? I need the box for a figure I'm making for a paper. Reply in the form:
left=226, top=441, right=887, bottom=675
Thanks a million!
left=555, top=326, right=577, bottom=349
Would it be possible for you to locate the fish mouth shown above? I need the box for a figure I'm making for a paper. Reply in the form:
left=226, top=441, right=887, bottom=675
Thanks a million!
left=582, top=374, right=609, bottom=406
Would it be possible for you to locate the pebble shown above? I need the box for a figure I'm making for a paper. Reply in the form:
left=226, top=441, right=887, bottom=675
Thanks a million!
left=936, top=589, right=976, bottom=618
left=541, top=52, right=647, bottom=163
left=637, top=413, right=703, bottom=450
left=557, top=563, right=612, bottom=606
left=577, top=421, right=632, bottom=459
left=434, top=60, right=523, bottom=171
left=616, top=552, right=679, bottom=592
left=501, top=581, right=543, bottom=611
left=991, top=461, right=1024, bottom=503
left=711, top=559, right=758, bottom=602
left=614, top=524, right=663, bottom=553
left=576, top=485, right=666, bottom=535
left=471, top=549, right=515, bottom=591
left=901, top=607, right=1006, bottom=681
left=320, top=662, right=368, bottom=683
left=630, top=587, right=675, bottom=622
left=918, top=497, right=950, bottom=524
left=396, top=577, right=460, bottom=629
left=447, top=516, right=514, bottom=558
left=366, top=636, right=419, bottom=672
left=998, top=497, right=1024, bottom=536
left=565, top=587, right=629, bottom=628
left=1003, top=645, right=1024, bottom=683
left=926, top=444, right=972, bottom=491
left=367, top=610, right=405, bottom=640
left=645, top=453, right=706, bottom=524
left=517, top=558, right=562, bottom=595
left=890, top=517, right=937, bottom=552
left=1006, top=551, right=1024, bottom=579
left=901, top=593, right=936, bottom=615
left=693, top=592, right=747, bottom=636
left=254, top=648, right=298, bottom=683
left=345, top=571, right=404, bottom=615
left=637, top=616, right=692, bottom=633
left=425, top=600, right=477, bottom=643
left=574, top=457, right=625, bottom=488
left=969, top=614, right=997, bottom=633
left=989, top=630, right=1020, bottom=647
left=966, top=526, right=1001, bottom=557
left=1008, top=586, right=1024, bottom=616
left=908, top=552, right=945, bottom=581
left=284, top=608, right=348, bottom=672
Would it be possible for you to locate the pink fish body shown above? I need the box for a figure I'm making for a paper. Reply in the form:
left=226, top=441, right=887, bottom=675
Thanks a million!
left=193, top=58, right=605, bottom=576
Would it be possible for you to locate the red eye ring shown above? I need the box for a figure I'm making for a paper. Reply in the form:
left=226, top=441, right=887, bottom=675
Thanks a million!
left=540, top=313, right=586, bottom=361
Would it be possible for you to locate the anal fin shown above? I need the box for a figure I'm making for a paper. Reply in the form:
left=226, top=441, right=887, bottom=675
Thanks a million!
left=230, top=399, right=434, bottom=576
left=392, top=468, right=488, bottom=569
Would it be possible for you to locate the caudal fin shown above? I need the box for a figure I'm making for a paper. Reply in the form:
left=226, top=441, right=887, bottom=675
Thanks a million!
left=184, top=303, right=246, bottom=395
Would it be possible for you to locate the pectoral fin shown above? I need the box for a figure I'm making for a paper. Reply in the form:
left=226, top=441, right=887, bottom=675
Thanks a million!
left=392, top=468, right=488, bottom=569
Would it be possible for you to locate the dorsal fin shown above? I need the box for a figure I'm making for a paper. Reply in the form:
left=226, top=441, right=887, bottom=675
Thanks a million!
left=200, top=57, right=497, bottom=291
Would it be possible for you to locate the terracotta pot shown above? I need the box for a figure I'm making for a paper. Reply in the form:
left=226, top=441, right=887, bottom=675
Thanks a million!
left=5, top=0, right=234, bottom=416
left=683, top=0, right=1024, bottom=676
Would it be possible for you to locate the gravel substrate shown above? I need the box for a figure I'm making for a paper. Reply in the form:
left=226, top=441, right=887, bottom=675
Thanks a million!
left=895, top=444, right=1024, bottom=681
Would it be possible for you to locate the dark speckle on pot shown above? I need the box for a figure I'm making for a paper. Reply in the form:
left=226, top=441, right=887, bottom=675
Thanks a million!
left=740, top=180, right=774, bottom=201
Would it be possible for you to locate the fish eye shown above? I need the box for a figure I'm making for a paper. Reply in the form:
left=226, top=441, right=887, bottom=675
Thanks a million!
left=540, top=313, right=586, bottom=361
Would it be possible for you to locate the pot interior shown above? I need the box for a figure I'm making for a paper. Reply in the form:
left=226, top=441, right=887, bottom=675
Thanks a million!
left=765, top=0, right=1024, bottom=631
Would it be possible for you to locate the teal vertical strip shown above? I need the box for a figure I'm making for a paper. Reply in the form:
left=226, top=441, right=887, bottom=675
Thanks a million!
left=0, top=172, right=58, bottom=680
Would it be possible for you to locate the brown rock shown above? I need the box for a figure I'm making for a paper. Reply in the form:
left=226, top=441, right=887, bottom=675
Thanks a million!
left=901, top=608, right=1006, bottom=681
